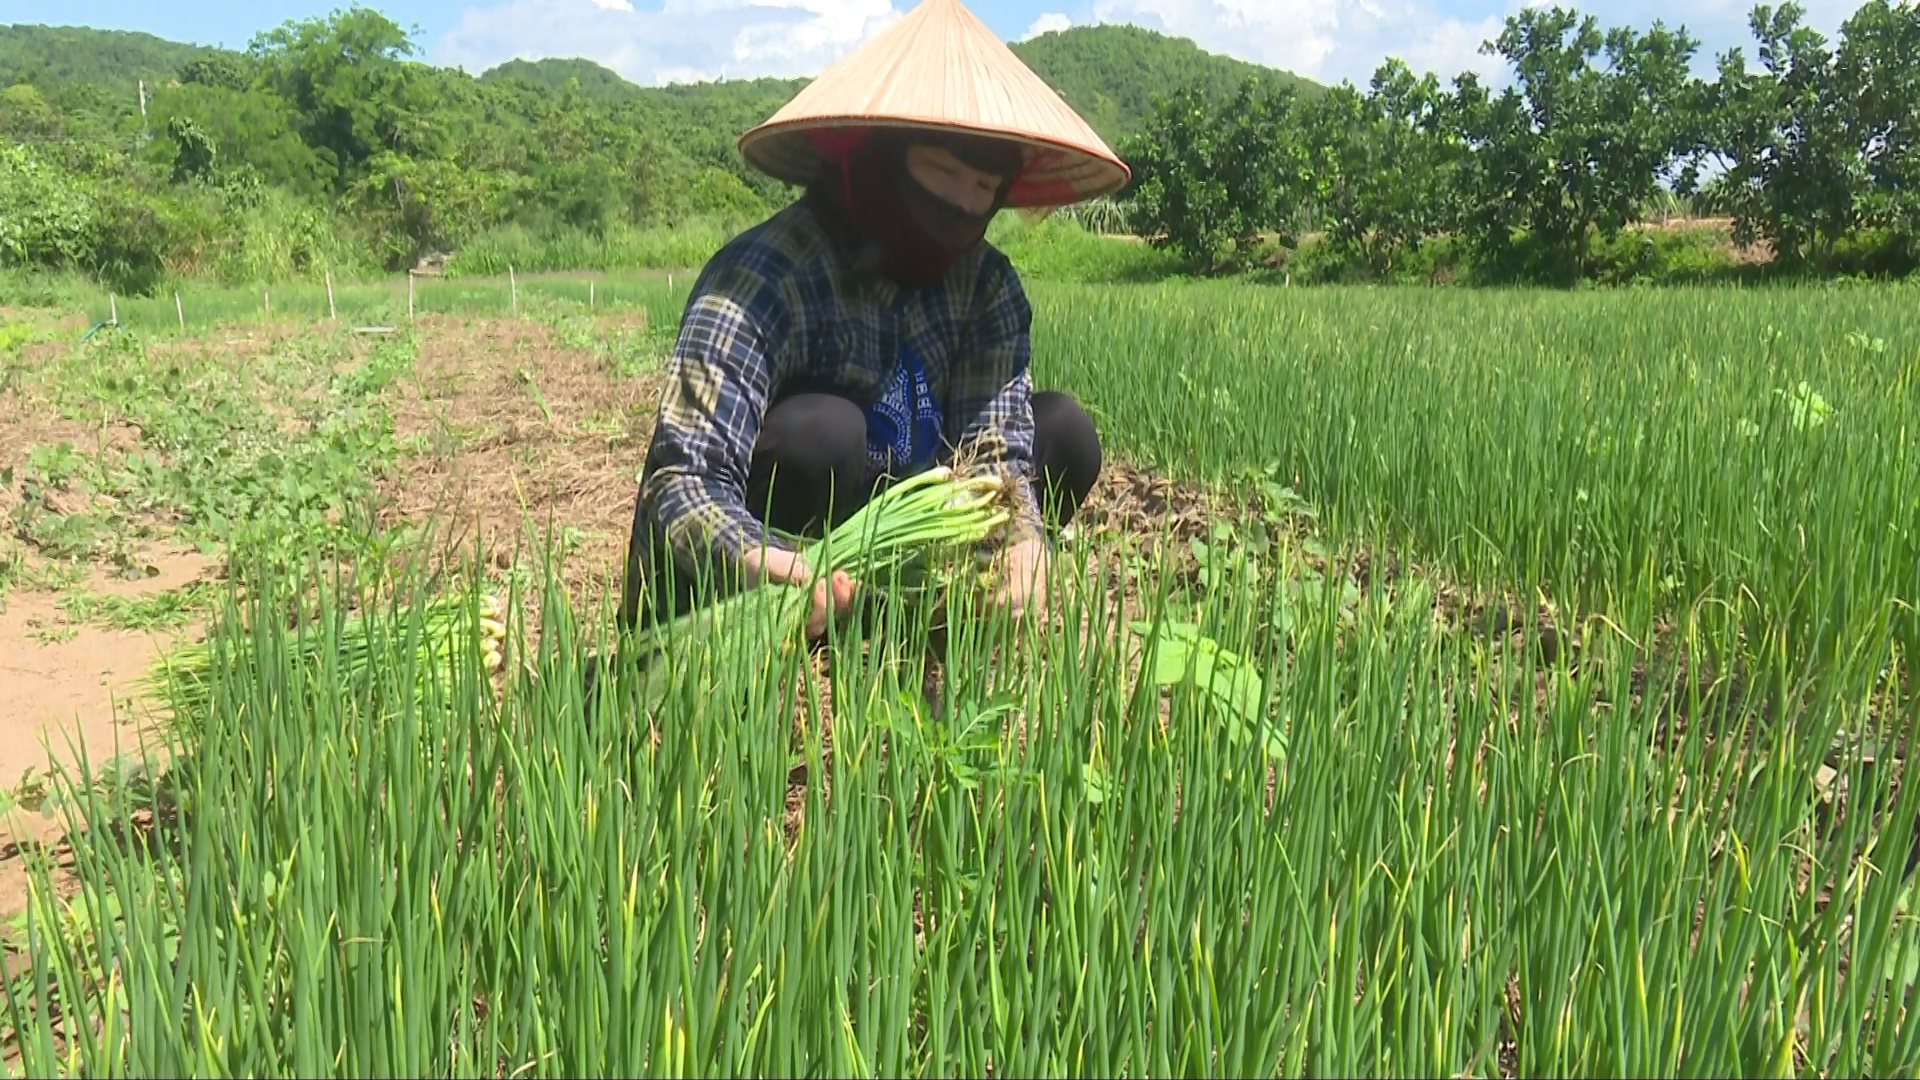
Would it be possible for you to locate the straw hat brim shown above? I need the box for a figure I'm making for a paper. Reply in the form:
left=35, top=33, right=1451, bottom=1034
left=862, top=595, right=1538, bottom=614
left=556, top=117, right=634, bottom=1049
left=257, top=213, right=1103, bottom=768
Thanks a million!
left=735, top=0, right=1132, bottom=208
left=742, top=118, right=1129, bottom=209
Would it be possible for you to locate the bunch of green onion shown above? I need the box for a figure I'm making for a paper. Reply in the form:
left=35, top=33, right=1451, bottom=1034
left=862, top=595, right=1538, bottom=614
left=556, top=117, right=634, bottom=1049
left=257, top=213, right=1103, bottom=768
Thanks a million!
left=142, top=584, right=508, bottom=727
left=624, top=464, right=1014, bottom=656
left=145, top=466, right=1012, bottom=729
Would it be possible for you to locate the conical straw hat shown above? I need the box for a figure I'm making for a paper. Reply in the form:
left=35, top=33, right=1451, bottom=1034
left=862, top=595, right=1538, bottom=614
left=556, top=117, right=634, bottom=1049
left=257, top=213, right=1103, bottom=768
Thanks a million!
left=738, top=0, right=1130, bottom=208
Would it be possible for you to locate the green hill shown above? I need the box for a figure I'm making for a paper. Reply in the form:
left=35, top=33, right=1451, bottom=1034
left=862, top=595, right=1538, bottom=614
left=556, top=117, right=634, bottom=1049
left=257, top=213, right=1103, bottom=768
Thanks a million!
left=1010, top=24, right=1320, bottom=146
left=0, top=10, right=1322, bottom=287
left=475, top=25, right=1320, bottom=152
left=0, top=23, right=222, bottom=118
left=480, top=57, right=651, bottom=103
left=0, top=23, right=217, bottom=92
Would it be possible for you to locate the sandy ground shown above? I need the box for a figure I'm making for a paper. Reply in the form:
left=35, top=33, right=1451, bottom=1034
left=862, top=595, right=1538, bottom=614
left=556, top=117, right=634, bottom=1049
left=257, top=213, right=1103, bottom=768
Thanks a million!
left=0, top=543, right=214, bottom=910
left=375, top=312, right=661, bottom=599
left=0, top=547, right=211, bottom=781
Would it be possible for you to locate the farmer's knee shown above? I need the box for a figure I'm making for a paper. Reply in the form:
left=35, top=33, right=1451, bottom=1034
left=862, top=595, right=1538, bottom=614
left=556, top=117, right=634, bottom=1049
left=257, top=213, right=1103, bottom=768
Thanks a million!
left=760, top=393, right=867, bottom=471
left=1032, top=391, right=1101, bottom=523
left=749, top=393, right=870, bottom=534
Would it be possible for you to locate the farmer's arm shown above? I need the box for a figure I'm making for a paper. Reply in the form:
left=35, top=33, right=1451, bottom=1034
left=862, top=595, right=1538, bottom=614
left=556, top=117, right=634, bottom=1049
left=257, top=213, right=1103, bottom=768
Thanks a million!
left=944, top=256, right=1046, bottom=549
left=639, top=261, right=792, bottom=586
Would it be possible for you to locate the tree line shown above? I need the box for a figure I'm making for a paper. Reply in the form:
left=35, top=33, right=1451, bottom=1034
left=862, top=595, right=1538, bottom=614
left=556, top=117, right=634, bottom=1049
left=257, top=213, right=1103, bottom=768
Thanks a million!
left=2, top=2, right=1913, bottom=294
left=0, top=10, right=1294, bottom=295
left=0, top=7, right=806, bottom=293
left=1120, top=1, right=1918, bottom=285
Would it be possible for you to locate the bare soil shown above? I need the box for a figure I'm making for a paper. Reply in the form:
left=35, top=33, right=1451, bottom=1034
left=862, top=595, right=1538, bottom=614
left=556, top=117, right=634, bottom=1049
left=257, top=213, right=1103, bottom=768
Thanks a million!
left=375, top=314, right=662, bottom=603
left=0, top=544, right=211, bottom=924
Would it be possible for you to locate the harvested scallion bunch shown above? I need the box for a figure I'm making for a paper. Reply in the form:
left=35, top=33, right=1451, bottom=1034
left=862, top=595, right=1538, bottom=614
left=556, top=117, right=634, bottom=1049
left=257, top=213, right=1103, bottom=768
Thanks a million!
left=141, top=583, right=508, bottom=727
left=625, top=464, right=1016, bottom=662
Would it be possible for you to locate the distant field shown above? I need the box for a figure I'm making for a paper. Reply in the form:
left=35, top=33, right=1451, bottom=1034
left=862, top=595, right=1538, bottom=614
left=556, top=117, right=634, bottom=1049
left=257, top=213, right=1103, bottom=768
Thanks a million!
left=5, top=216, right=1184, bottom=339
left=0, top=278, right=1915, bottom=1076
left=1038, top=279, right=1920, bottom=663
left=54, top=268, right=692, bottom=336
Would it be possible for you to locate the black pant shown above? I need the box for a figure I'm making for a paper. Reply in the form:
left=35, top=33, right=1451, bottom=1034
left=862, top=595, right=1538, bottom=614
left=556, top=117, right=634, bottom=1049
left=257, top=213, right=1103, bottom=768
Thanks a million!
left=620, top=390, right=1102, bottom=631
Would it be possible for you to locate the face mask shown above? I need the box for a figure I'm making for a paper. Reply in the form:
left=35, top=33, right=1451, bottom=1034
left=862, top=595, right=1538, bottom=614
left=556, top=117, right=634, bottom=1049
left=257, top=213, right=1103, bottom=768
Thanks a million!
left=902, top=174, right=995, bottom=253
left=828, top=133, right=1020, bottom=286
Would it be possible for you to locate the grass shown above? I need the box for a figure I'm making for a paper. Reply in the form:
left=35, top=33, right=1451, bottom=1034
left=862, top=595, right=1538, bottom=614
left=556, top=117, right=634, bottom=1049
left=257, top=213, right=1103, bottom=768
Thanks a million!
left=5, top=512, right=1914, bottom=1076
left=0, top=277, right=1916, bottom=1076
left=2, top=325, right=415, bottom=586
left=441, top=220, right=759, bottom=279
left=40, top=272, right=691, bottom=341
left=8, top=218, right=1182, bottom=342
left=53, top=583, right=217, bottom=632
left=990, top=214, right=1189, bottom=284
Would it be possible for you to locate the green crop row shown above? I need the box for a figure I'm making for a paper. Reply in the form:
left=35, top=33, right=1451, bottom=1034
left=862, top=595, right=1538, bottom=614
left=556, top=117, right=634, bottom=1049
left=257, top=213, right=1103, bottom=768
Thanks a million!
left=1032, top=281, right=1920, bottom=682
left=2, top=281, right=1915, bottom=1076
left=5, top=515, right=1913, bottom=1076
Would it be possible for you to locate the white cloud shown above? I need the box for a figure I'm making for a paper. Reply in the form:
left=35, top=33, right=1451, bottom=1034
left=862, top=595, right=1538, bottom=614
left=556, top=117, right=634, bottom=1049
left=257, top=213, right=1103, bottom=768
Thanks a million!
left=1086, top=0, right=1878, bottom=90
left=435, top=0, right=903, bottom=87
left=1022, top=12, right=1074, bottom=39
left=1084, top=0, right=1529, bottom=86
left=434, top=0, right=1881, bottom=93
left=1389, top=11, right=1506, bottom=85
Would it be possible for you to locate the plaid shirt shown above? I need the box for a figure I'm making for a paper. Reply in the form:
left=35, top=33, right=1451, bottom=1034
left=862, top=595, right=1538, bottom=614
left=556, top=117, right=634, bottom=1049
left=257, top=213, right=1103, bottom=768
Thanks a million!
left=639, top=196, right=1046, bottom=577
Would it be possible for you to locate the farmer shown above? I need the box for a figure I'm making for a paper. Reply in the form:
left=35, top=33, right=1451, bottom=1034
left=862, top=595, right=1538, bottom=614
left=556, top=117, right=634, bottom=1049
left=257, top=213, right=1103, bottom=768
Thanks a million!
left=619, top=0, right=1131, bottom=641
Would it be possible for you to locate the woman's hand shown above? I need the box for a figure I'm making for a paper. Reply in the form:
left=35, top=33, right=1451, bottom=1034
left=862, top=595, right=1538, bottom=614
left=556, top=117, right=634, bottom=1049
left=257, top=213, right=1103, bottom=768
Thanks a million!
left=989, top=537, right=1050, bottom=622
left=742, top=547, right=859, bottom=640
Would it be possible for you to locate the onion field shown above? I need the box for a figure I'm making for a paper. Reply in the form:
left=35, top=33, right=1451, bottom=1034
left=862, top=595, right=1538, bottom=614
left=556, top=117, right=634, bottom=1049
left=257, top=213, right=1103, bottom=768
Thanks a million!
left=1, top=279, right=1916, bottom=1077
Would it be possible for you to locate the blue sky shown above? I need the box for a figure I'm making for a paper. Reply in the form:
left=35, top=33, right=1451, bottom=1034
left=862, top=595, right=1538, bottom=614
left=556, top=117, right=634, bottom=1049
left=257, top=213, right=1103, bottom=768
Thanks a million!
left=12, top=0, right=1868, bottom=89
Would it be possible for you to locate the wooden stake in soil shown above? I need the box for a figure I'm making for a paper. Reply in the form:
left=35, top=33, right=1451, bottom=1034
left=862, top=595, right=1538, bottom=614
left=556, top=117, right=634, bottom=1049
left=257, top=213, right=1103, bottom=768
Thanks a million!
left=510, top=265, right=518, bottom=315
left=108, top=293, right=117, bottom=325
left=175, top=292, right=184, bottom=332
left=326, top=272, right=336, bottom=321
left=264, top=289, right=270, bottom=316
left=408, top=271, right=415, bottom=321
left=589, top=279, right=595, bottom=309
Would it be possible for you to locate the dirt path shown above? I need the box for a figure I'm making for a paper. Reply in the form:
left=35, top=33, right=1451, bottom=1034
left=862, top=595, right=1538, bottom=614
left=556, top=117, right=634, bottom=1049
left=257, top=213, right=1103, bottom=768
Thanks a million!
left=0, top=544, right=212, bottom=921
left=375, top=312, right=664, bottom=604
left=0, top=548, right=209, bottom=782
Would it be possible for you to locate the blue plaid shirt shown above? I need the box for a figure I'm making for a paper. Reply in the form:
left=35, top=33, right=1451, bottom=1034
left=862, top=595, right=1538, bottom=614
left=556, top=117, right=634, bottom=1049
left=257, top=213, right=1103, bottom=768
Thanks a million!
left=638, top=197, right=1046, bottom=576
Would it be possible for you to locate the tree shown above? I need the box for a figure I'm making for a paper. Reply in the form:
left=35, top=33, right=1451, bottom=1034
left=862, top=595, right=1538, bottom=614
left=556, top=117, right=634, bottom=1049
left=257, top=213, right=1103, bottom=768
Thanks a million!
left=1446, top=68, right=1533, bottom=277
left=1303, top=60, right=1466, bottom=279
left=167, top=115, right=217, bottom=183
left=348, top=152, right=523, bottom=268
left=1834, top=0, right=1920, bottom=247
left=1707, top=3, right=1865, bottom=268
left=1123, top=79, right=1313, bottom=268
left=143, top=83, right=329, bottom=196
left=1121, top=85, right=1234, bottom=264
left=246, top=6, right=439, bottom=191
left=0, top=144, right=95, bottom=269
left=1452, top=6, right=1704, bottom=284
left=179, top=54, right=252, bottom=92
left=0, top=84, right=62, bottom=143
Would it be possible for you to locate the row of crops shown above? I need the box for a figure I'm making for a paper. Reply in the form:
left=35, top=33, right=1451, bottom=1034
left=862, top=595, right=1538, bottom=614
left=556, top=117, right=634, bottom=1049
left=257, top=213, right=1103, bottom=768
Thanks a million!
left=4, top=280, right=1917, bottom=1076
